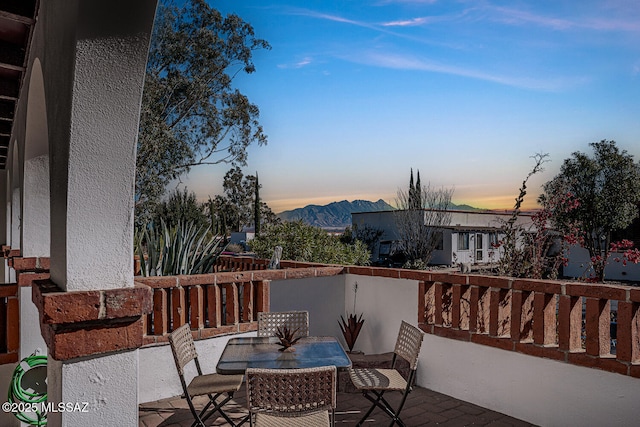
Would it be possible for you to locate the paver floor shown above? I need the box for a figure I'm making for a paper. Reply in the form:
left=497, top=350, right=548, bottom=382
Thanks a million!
left=139, top=385, right=536, bottom=427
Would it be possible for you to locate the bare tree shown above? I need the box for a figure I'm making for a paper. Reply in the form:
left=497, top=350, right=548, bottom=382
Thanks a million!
left=394, top=177, right=454, bottom=268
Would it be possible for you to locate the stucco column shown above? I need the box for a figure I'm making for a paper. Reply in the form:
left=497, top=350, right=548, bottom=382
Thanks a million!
left=41, top=0, right=158, bottom=425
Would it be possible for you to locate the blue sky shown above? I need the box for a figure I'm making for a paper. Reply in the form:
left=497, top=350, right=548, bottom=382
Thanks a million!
left=179, top=0, right=640, bottom=213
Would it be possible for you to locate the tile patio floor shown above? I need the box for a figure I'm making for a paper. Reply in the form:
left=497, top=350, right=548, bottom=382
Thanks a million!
left=139, top=384, right=536, bottom=427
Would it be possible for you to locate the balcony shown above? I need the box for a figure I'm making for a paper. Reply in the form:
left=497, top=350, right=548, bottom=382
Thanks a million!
left=135, top=256, right=640, bottom=427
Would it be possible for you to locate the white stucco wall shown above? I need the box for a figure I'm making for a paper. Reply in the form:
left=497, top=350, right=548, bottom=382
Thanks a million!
left=22, top=156, right=49, bottom=257
left=422, top=334, right=640, bottom=427
left=268, top=273, right=640, bottom=427
left=270, top=276, right=346, bottom=339
left=19, top=287, right=46, bottom=360
left=47, top=351, right=139, bottom=426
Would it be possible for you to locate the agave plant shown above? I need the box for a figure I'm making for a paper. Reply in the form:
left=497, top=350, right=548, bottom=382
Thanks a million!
left=275, top=326, right=302, bottom=351
left=136, top=219, right=225, bottom=277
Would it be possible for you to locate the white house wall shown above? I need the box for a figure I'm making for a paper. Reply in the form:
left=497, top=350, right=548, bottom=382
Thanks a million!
left=564, top=244, right=640, bottom=282
left=353, top=210, right=524, bottom=265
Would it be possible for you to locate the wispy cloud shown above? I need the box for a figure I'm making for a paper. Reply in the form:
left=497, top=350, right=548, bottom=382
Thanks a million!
left=485, top=4, right=640, bottom=33
left=351, top=51, right=587, bottom=91
left=277, top=56, right=314, bottom=69
left=382, top=17, right=433, bottom=27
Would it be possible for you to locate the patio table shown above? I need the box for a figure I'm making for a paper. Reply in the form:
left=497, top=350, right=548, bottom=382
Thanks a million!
left=216, top=336, right=352, bottom=375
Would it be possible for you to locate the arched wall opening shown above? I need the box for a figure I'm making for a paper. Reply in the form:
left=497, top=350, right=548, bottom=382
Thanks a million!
left=22, top=58, right=50, bottom=258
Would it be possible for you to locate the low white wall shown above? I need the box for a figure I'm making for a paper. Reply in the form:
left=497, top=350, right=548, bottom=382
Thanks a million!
left=138, top=331, right=254, bottom=404
left=272, top=273, right=640, bottom=427
left=343, top=274, right=418, bottom=354
left=270, top=276, right=346, bottom=342
left=421, top=334, right=640, bottom=427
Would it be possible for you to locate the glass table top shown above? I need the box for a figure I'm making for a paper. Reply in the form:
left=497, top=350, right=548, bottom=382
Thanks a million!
left=216, top=336, right=352, bottom=375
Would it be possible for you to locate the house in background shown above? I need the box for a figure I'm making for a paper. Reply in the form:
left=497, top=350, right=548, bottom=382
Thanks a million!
left=352, top=209, right=535, bottom=267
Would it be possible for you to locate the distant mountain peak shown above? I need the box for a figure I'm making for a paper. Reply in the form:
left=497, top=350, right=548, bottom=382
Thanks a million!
left=277, top=199, right=394, bottom=229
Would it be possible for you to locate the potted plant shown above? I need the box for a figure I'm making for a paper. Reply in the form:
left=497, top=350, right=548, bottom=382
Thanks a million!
left=339, top=282, right=365, bottom=353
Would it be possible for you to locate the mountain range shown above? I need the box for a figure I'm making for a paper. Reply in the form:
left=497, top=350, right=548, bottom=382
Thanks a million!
left=277, top=199, right=482, bottom=229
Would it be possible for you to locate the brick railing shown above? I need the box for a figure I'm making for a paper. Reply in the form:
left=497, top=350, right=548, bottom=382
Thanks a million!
left=0, top=283, right=19, bottom=364
left=416, top=273, right=640, bottom=378
left=136, top=266, right=344, bottom=346
left=214, top=254, right=329, bottom=272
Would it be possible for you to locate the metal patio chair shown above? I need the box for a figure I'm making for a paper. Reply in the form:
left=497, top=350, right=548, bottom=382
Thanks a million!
left=349, top=320, right=425, bottom=427
left=257, top=311, right=309, bottom=338
left=168, top=323, right=245, bottom=427
left=245, top=366, right=337, bottom=426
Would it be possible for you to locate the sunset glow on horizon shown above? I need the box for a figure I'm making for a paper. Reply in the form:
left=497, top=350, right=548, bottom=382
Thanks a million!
left=179, top=0, right=640, bottom=216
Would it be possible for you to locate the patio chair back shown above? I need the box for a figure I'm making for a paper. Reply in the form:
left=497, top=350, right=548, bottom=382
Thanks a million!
left=169, top=323, right=200, bottom=376
left=393, top=320, right=425, bottom=370
left=168, top=323, right=245, bottom=426
left=257, top=311, right=310, bottom=338
left=246, top=366, right=336, bottom=426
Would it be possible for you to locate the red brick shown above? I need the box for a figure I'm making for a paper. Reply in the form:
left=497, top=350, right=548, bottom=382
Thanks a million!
left=7, top=298, right=19, bottom=352
left=0, top=284, right=18, bottom=298
left=33, top=282, right=101, bottom=324
left=199, top=325, right=238, bottom=338
left=512, top=278, right=562, bottom=294
left=12, top=256, right=50, bottom=272
left=0, top=353, right=18, bottom=364
left=471, top=334, right=514, bottom=351
left=630, top=364, right=640, bottom=378
left=314, top=266, right=346, bottom=277
left=46, top=320, right=144, bottom=361
left=514, top=343, right=565, bottom=362
left=104, top=284, right=153, bottom=319
left=433, top=326, right=471, bottom=341
left=566, top=282, right=627, bottom=300
left=431, top=272, right=467, bottom=285
left=630, top=288, right=640, bottom=303
left=399, top=269, right=432, bottom=281
left=467, top=275, right=511, bottom=289
left=238, top=322, right=258, bottom=333
left=18, top=272, right=50, bottom=287
left=176, top=274, right=216, bottom=286
left=558, top=295, right=582, bottom=352
left=135, top=276, right=178, bottom=289
left=343, top=266, right=373, bottom=276
left=567, top=352, right=629, bottom=375
left=615, top=301, right=640, bottom=363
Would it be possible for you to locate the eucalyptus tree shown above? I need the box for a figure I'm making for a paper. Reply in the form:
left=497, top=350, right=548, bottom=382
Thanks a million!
left=136, top=0, right=270, bottom=221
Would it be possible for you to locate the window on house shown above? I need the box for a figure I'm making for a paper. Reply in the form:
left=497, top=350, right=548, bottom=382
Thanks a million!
left=476, top=233, right=483, bottom=261
left=457, top=232, right=469, bottom=251
left=434, top=231, right=444, bottom=251
left=489, top=232, right=499, bottom=247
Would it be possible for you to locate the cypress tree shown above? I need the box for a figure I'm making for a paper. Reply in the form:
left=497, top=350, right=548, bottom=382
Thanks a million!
left=415, top=170, right=422, bottom=209
left=254, top=172, right=261, bottom=236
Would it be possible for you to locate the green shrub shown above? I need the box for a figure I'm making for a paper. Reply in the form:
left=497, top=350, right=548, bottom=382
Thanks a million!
left=250, top=220, right=370, bottom=266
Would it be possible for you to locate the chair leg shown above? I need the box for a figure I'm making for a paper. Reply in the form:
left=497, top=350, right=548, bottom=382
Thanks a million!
left=355, top=390, right=385, bottom=426
left=357, top=390, right=409, bottom=427
left=188, top=392, right=245, bottom=427
left=186, top=395, right=207, bottom=427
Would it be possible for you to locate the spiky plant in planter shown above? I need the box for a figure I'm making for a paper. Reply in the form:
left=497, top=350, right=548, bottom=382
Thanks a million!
left=339, top=281, right=365, bottom=352
left=275, top=326, right=302, bottom=352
